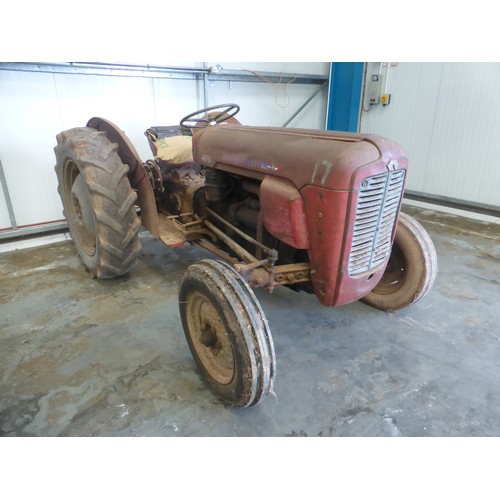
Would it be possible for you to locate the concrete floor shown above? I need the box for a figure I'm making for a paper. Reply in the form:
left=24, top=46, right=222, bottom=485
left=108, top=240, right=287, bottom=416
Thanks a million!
left=1, top=205, right=500, bottom=437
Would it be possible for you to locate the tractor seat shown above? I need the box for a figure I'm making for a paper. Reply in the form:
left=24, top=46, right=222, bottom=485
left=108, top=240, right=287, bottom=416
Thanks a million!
left=145, top=127, right=195, bottom=167
left=153, top=135, right=194, bottom=165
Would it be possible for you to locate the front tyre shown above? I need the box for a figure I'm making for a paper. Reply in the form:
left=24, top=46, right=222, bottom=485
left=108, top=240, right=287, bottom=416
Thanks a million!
left=361, top=212, right=437, bottom=312
left=54, top=127, right=141, bottom=278
left=179, top=259, right=276, bottom=408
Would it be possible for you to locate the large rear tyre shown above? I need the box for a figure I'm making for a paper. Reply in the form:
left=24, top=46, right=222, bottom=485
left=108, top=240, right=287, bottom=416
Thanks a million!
left=178, top=259, right=276, bottom=408
left=54, top=127, right=141, bottom=278
left=361, top=212, right=437, bottom=312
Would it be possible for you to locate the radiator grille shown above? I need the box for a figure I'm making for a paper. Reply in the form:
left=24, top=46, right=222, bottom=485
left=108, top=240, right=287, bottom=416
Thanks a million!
left=348, top=170, right=406, bottom=276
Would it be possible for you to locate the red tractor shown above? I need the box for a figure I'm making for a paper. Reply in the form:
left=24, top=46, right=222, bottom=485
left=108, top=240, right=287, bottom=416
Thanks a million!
left=54, top=103, right=437, bottom=408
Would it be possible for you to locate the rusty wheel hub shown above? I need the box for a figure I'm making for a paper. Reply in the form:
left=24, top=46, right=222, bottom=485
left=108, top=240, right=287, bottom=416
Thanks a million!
left=186, top=291, right=235, bottom=385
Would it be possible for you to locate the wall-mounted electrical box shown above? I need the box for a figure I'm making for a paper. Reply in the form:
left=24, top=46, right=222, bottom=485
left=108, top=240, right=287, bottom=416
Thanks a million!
left=368, top=74, right=382, bottom=105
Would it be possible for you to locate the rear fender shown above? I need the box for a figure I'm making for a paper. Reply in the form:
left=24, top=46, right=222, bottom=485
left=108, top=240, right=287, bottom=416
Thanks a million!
left=87, top=117, right=159, bottom=237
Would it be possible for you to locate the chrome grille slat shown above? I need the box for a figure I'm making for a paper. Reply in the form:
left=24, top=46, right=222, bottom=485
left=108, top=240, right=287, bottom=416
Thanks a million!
left=348, top=170, right=406, bottom=275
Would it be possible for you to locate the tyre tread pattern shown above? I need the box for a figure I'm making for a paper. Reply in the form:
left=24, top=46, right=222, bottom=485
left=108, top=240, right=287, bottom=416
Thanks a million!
left=362, top=211, right=438, bottom=312
left=179, top=259, right=276, bottom=408
left=399, top=212, right=438, bottom=302
left=54, top=127, right=141, bottom=278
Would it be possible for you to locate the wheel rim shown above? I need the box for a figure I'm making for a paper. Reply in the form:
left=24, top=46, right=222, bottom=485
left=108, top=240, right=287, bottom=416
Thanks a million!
left=185, top=291, right=235, bottom=385
left=373, top=243, right=407, bottom=295
left=66, top=162, right=97, bottom=257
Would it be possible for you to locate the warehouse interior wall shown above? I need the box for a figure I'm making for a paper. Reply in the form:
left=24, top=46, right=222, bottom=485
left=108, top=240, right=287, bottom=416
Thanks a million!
left=2, top=61, right=499, bottom=236
left=0, top=62, right=329, bottom=233
left=359, top=62, right=500, bottom=213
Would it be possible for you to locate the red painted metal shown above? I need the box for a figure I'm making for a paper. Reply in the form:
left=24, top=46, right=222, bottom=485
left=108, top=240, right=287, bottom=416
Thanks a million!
left=259, top=176, right=310, bottom=249
left=193, top=125, right=383, bottom=189
left=194, top=123, right=408, bottom=307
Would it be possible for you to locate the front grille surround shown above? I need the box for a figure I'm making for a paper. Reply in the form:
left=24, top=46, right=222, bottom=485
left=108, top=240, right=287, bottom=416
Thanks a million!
left=348, top=169, right=406, bottom=276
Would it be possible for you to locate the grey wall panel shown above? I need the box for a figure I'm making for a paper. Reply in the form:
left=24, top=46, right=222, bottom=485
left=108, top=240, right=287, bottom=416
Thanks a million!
left=422, top=63, right=500, bottom=205
left=360, top=62, right=500, bottom=207
left=360, top=62, right=444, bottom=192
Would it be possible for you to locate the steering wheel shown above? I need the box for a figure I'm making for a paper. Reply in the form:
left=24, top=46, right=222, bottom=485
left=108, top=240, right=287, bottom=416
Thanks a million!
left=180, top=103, right=240, bottom=130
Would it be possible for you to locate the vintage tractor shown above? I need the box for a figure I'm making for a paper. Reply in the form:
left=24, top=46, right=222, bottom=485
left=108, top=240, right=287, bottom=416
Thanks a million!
left=54, top=103, right=437, bottom=408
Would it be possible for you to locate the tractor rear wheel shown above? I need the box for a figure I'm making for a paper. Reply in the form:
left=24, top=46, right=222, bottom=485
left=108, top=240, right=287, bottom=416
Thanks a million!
left=361, top=212, right=437, bottom=312
left=179, top=259, right=276, bottom=408
left=54, top=127, right=141, bottom=278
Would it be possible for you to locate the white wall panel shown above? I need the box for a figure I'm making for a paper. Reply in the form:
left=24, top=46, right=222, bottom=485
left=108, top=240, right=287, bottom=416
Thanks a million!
left=207, top=80, right=327, bottom=129
left=152, top=78, right=201, bottom=129
left=207, top=62, right=328, bottom=128
left=360, top=62, right=444, bottom=191
left=53, top=72, right=157, bottom=161
left=360, top=62, right=500, bottom=207
left=0, top=63, right=328, bottom=231
left=0, top=71, right=63, bottom=227
left=422, top=63, right=500, bottom=204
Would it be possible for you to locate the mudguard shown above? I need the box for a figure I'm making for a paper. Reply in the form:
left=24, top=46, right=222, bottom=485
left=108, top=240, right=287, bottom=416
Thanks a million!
left=87, top=117, right=159, bottom=238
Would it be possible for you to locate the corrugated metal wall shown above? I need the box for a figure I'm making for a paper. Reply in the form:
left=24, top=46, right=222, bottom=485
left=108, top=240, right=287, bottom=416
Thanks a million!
left=360, top=62, right=500, bottom=209
left=0, top=62, right=329, bottom=233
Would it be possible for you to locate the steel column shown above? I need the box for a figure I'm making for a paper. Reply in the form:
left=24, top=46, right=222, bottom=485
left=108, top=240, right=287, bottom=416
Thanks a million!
left=0, top=160, right=17, bottom=230
left=326, top=62, right=364, bottom=132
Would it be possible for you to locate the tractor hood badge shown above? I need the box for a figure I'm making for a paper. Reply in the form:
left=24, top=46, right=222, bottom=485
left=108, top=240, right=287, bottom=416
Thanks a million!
left=387, top=160, right=399, bottom=171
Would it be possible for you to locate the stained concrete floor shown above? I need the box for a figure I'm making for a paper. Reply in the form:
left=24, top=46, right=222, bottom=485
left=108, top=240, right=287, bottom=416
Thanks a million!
left=1, top=205, right=500, bottom=437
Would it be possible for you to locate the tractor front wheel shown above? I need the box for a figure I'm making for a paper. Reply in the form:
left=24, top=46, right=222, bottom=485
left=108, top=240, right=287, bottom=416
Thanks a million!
left=54, top=127, right=141, bottom=278
left=361, top=212, right=437, bottom=312
left=179, top=259, right=276, bottom=408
